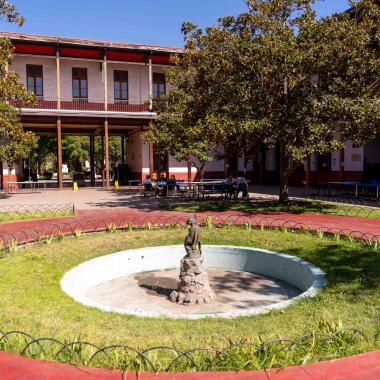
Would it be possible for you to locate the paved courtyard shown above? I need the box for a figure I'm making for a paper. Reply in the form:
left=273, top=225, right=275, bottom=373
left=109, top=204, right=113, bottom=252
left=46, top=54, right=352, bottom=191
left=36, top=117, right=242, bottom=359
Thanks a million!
left=0, top=185, right=309, bottom=211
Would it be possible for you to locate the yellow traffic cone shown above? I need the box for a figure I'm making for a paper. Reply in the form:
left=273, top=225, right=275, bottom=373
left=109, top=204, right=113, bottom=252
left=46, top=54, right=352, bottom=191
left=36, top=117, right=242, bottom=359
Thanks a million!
left=73, top=181, right=79, bottom=192
left=114, top=180, right=120, bottom=190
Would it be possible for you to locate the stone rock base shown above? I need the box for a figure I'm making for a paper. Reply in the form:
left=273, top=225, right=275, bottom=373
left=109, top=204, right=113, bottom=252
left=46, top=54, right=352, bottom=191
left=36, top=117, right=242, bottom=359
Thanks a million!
left=170, top=256, right=216, bottom=306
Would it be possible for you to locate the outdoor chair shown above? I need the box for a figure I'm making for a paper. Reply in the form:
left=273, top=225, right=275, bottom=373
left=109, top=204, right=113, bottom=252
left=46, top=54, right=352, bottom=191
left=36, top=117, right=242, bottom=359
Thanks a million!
left=141, top=183, right=156, bottom=198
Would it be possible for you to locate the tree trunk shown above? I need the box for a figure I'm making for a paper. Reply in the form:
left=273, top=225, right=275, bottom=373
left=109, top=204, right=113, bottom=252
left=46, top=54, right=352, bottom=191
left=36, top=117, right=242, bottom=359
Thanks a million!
left=193, top=161, right=206, bottom=182
left=278, top=142, right=291, bottom=205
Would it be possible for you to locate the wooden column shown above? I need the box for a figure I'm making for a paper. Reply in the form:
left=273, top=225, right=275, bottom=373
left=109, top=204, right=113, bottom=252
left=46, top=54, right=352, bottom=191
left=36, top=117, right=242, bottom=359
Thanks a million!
left=149, top=143, right=154, bottom=178
left=0, top=161, right=3, bottom=190
left=148, top=57, right=153, bottom=110
left=90, top=136, right=95, bottom=186
left=224, top=146, right=230, bottom=177
left=104, top=119, right=110, bottom=187
left=259, top=151, right=265, bottom=185
left=306, top=155, right=311, bottom=187
left=103, top=53, right=108, bottom=111
left=57, top=118, right=63, bottom=189
left=339, top=147, right=345, bottom=181
left=121, top=136, right=125, bottom=164
left=56, top=48, right=61, bottom=110
left=101, top=136, right=105, bottom=185
left=165, top=151, right=170, bottom=179
left=187, top=154, right=192, bottom=183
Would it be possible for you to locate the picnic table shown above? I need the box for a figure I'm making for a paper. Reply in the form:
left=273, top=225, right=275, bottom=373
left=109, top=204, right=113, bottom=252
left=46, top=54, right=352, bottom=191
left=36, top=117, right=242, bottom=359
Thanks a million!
left=140, top=180, right=250, bottom=199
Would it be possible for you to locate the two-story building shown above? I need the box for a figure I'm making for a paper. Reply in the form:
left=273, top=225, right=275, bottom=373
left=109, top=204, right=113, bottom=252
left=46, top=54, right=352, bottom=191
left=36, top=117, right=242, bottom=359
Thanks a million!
left=0, top=31, right=200, bottom=188
left=1, top=31, right=379, bottom=188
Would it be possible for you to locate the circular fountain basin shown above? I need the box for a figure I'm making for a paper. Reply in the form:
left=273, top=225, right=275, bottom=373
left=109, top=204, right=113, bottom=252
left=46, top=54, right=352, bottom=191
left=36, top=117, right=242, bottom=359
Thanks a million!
left=61, top=245, right=325, bottom=319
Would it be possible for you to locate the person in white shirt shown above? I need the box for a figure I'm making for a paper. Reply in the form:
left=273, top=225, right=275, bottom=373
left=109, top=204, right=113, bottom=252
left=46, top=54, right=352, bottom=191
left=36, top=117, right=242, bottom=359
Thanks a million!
left=235, top=174, right=248, bottom=199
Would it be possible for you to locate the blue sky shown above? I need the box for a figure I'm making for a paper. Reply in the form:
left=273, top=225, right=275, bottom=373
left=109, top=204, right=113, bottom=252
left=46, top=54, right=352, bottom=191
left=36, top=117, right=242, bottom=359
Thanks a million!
left=1, top=0, right=350, bottom=47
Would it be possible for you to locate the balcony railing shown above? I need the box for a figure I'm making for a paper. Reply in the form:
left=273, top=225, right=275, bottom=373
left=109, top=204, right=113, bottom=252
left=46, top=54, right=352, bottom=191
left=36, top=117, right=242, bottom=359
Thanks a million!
left=11, top=98, right=150, bottom=113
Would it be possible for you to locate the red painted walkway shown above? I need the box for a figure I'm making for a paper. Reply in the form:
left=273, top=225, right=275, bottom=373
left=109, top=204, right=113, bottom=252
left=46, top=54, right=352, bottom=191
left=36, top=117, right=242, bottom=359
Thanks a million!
left=0, top=208, right=379, bottom=246
left=1, top=350, right=380, bottom=380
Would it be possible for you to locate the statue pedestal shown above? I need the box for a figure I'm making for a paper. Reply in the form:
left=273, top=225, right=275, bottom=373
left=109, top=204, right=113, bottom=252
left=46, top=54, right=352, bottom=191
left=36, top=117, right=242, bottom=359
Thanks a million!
left=170, top=256, right=216, bottom=305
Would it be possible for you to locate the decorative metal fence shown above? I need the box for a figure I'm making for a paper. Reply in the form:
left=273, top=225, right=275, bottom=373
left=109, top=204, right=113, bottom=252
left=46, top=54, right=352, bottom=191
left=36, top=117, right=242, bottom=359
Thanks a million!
left=0, top=320, right=379, bottom=372
left=0, top=212, right=379, bottom=250
left=0, top=203, right=75, bottom=223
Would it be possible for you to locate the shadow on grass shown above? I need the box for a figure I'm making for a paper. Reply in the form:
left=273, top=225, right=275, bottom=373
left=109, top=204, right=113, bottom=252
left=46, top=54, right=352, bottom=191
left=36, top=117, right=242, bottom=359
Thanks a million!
left=167, top=200, right=380, bottom=219
left=284, top=242, right=380, bottom=291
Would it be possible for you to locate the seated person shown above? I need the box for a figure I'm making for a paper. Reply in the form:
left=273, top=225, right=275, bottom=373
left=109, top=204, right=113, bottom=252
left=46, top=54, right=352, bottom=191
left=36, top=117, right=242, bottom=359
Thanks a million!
left=156, top=174, right=168, bottom=196
left=142, top=175, right=155, bottom=196
left=167, top=175, right=177, bottom=193
left=226, top=175, right=237, bottom=199
left=235, top=174, right=248, bottom=198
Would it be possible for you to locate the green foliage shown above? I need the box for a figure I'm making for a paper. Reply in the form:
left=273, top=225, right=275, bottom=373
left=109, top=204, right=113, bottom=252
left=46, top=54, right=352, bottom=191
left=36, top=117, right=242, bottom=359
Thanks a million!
left=0, top=3, right=36, bottom=167
left=106, top=223, right=117, bottom=233
left=60, top=136, right=121, bottom=173
left=8, top=238, right=17, bottom=253
left=0, top=0, right=24, bottom=25
left=0, top=41, right=36, bottom=166
left=152, top=0, right=380, bottom=202
left=203, top=216, right=214, bottom=228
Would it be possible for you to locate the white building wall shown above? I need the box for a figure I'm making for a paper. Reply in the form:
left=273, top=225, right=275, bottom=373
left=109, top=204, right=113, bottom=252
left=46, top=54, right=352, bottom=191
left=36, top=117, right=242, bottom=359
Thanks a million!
left=125, top=132, right=142, bottom=175
left=9, top=55, right=169, bottom=104
left=107, top=63, right=149, bottom=104
left=344, top=141, right=364, bottom=172
left=141, top=139, right=150, bottom=173
left=331, top=150, right=340, bottom=171
left=9, top=56, right=57, bottom=99
left=60, top=59, right=103, bottom=102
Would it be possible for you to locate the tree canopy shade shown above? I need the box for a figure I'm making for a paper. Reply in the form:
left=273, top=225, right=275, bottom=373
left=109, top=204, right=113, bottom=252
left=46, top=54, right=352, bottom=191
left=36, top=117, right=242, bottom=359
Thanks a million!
left=0, top=38, right=36, bottom=168
left=149, top=0, right=380, bottom=203
left=0, top=1, right=35, bottom=169
left=0, top=0, right=23, bottom=25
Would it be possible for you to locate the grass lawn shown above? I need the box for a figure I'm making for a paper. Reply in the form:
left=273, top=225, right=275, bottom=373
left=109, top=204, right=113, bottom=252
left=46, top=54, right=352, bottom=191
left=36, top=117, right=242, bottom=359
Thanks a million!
left=0, top=227, right=379, bottom=371
left=0, top=209, right=74, bottom=223
left=165, top=199, right=380, bottom=219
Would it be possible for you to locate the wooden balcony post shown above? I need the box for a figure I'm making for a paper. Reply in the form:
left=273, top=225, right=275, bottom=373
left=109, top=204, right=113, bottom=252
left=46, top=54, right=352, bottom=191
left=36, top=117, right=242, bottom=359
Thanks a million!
left=121, top=136, right=125, bottom=164
left=339, top=148, right=345, bottom=181
left=101, top=135, right=105, bottom=185
left=149, top=143, right=154, bottom=178
left=57, top=118, right=63, bottom=189
left=104, top=119, right=110, bottom=188
left=187, top=154, right=192, bottom=183
left=305, top=155, right=311, bottom=187
left=103, top=51, right=108, bottom=112
left=56, top=47, right=61, bottom=110
left=148, top=56, right=153, bottom=110
left=90, top=135, right=95, bottom=186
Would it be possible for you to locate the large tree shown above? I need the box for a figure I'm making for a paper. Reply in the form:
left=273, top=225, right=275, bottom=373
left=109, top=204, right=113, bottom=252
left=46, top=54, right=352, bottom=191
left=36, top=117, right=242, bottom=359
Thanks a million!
left=151, top=0, right=380, bottom=203
left=0, top=1, right=36, bottom=171
left=146, top=89, right=223, bottom=180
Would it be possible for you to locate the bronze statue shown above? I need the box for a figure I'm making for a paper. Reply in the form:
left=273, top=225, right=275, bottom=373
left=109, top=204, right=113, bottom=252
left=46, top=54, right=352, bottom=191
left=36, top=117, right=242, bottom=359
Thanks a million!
left=184, top=217, right=202, bottom=259
left=170, top=217, right=216, bottom=305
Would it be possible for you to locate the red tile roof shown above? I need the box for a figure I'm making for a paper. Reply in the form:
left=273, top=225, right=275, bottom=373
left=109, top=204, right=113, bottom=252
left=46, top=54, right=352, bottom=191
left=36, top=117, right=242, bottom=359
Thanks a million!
left=0, top=31, right=183, bottom=54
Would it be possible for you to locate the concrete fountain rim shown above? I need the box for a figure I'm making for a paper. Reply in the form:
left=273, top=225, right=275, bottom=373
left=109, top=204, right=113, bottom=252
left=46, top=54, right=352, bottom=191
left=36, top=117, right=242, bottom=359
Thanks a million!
left=61, top=244, right=326, bottom=319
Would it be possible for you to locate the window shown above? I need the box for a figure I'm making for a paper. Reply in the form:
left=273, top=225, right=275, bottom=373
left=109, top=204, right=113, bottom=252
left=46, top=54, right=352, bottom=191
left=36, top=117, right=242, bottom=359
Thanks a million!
left=72, top=68, right=88, bottom=99
left=317, top=153, right=331, bottom=171
left=26, top=65, right=43, bottom=97
left=114, top=70, right=128, bottom=102
left=153, top=73, right=166, bottom=98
